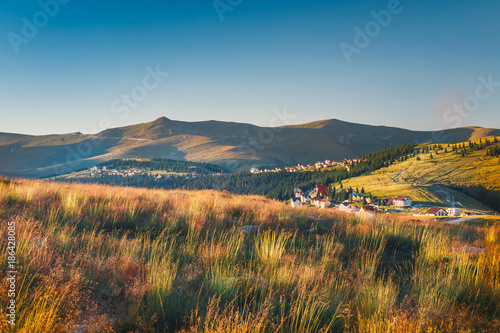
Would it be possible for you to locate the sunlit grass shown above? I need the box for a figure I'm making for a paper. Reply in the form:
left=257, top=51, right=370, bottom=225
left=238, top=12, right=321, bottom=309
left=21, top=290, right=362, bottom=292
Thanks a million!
left=1, top=178, right=500, bottom=332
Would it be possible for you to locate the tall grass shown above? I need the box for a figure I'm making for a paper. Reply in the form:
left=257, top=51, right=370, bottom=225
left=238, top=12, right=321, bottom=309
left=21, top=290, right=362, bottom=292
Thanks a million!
left=1, top=178, right=500, bottom=332
left=254, top=230, right=291, bottom=264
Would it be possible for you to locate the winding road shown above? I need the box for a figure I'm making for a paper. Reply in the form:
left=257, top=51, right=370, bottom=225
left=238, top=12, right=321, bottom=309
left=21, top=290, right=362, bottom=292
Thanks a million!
left=394, top=160, right=416, bottom=184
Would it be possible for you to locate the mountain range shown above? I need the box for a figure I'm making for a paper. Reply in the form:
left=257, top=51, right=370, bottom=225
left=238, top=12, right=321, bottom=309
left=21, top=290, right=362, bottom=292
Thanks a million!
left=1, top=117, right=499, bottom=178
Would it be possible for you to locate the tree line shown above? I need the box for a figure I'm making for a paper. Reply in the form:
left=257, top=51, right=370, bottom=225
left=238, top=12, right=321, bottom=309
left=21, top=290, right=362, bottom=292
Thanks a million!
left=62, top=143, right=418, bottom=201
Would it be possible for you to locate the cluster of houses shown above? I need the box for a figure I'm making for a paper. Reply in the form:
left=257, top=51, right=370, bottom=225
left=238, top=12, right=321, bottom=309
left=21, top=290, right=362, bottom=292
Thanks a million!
left=425, top=207, right=476, bottom=217
left=290, top=186, right=415, bottom=212
left=89, top=166, right=217, bottom=179
left=251, top=158, right=363, bottom=174
left=337, top=203, right=377, bottom=213
left=290, top=186, right=332, bottom=208
left=90, top=166, right=145, bottom=177
left=290, top=189, right=478, bottom=217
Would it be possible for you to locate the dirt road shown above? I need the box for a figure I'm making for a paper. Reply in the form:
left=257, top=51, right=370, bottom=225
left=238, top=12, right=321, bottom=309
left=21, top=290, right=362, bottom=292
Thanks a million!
left=445, top=217, right=480, bottom=224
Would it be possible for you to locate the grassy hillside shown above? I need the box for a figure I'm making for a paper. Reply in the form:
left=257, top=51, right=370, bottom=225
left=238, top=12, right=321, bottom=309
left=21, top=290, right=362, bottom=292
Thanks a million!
left=2, top=117, right=500, bottom=178
left=1, top=179, right=500, bottom=332
left=337, top=137, right=500, bottom=211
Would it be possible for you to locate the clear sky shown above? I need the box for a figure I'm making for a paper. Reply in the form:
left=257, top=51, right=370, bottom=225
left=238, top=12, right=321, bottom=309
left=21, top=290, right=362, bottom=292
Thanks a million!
left=1, top=0, right=499, bottom=135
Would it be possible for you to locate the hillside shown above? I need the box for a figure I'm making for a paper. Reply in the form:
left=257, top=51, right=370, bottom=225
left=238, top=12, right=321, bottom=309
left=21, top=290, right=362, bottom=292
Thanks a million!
left=1, top=117, right=500, bottom=178
left=337, top=137, right=500, bottom=212
left=2, top=179, right=500, bottom=332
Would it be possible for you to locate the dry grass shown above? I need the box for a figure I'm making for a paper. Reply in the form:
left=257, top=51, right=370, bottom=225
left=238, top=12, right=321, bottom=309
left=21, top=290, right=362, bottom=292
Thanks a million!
left=1, top=178, right=500, bottom=332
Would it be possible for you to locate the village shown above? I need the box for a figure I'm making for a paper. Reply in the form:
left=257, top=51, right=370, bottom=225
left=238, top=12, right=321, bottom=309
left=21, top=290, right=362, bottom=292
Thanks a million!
left=250, top=158, right=363, bottom=174
left=290, top=184, right=478, bottom=218
left=88, top=166, right=223, bottom=179
left=90, top=166, right=145, bottom=177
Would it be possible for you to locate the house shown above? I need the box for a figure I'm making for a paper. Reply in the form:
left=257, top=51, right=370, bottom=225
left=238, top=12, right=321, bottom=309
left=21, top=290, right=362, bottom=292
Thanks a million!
left=300, top=193, right=310, bottom=204
left=350, top=206, right=360, bottom=213
left=447, top=208, right=461, bottom=217
left=394, top=196, right=412, bottom=208
left=384, top=197, right=393, bottom=206
left=361, top=206, right=376, bottom=213
left=339, top=204, right=359, bottom=213
left=426, top=207, right=448, bottom=217
left=290, top=198, right=302, bottom=208
left=338, top=203, right=350, bottom=211
left=312, top=185, right=328, bottom=198
left=463, top=212, right=477, bottom=216
left=311, top=198, right=323, bottom=207
left=319, top=199, right=331, bottom=209
left=352, top=192, right=362, bottom=201
left=294, top=188, right=303, bottom=198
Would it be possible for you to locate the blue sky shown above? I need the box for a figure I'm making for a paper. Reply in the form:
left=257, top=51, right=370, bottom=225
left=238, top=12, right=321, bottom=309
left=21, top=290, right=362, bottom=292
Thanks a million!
left=1, top=0, right=499, bottom=135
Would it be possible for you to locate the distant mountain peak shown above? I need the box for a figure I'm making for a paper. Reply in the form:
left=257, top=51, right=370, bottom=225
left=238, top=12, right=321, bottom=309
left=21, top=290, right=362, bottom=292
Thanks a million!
left=153, top=116, right=171, bottom=124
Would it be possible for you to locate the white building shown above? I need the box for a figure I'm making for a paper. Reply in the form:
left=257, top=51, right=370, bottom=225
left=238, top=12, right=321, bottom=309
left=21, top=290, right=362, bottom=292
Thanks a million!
left=394, top=196, right=412, bottom=208
left=319, top=199, right=331, bottom=209
left=447, top=208, right=461, bottom=217
left=426, top=207, right=448, bottom=217
left=339, top=204, right=359, bottom=213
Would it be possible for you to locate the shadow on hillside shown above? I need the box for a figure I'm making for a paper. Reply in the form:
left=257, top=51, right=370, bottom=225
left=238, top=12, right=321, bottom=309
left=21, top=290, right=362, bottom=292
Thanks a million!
left=450, top=185, right=500, bottom=212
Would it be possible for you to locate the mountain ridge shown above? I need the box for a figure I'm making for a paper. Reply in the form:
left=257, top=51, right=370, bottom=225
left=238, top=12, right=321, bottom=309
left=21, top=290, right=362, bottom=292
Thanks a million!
left=1, top=117, right=500, bottom=178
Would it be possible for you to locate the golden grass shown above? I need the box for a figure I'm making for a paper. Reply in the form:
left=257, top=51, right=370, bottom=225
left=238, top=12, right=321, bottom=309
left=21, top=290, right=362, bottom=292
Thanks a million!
left=0, top=178, right=500, bottom=332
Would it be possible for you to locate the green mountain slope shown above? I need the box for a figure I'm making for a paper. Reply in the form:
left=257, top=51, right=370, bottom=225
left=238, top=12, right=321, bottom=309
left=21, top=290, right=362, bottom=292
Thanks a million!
left=337, top=138, right=500, bottom=212
left=1, top=117, right=500, bottom=178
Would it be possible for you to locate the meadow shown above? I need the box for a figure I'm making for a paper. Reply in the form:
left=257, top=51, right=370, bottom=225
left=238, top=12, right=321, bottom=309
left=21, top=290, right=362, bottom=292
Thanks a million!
left=1, top=178, right=500, bottom=332
left=337, top=139, right=500, bottom=211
